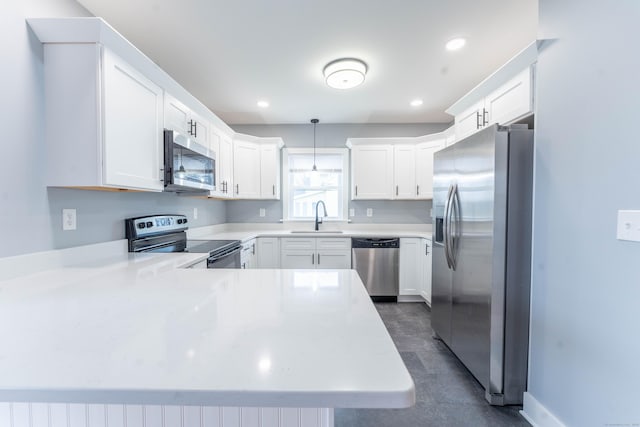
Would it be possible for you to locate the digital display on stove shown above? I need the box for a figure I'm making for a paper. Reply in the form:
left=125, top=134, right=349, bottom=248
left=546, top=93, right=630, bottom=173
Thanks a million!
left=155, top=217, right=174, bottom=227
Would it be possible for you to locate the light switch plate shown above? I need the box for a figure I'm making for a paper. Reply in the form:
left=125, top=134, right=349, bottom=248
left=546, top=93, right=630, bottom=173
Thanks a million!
left=366, top=208, right=373, bottom=217
left=259, top=208, right=266, bottom=217
left=62, top=208, right=76, bottom=231
left=617, top=210, right=640, bottom=241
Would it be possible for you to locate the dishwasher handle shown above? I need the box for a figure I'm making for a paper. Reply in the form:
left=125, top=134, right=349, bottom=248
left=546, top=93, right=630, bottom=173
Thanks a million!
left=351, top=237, right=400, bottom=249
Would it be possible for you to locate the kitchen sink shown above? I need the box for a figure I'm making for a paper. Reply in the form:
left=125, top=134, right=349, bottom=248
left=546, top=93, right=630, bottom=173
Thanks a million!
left=289, top=230, right=344, bottom=234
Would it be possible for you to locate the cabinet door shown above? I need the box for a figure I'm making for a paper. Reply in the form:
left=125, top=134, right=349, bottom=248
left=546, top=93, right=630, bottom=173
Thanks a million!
left=316, top=251, right=351, bottom=269
left=421, top=239, right=432, bottom=304
left=257, top=238, right=280, bottom=268
left=218, top=135, right=233, bottom=197
left=260, top=144, right=280, bottom=199
left=280, top=251, right=316, bottom=269
left=164, top=93, right=190, bottom=135
left=393, top=145, right=417, bottom=199
left=102, top=49, right=164, bottom=191
left=455, top=99, right=485, bottom=141
left=351, top=145, right=394, bottom=199
left=485, top=67, right=533, bottom=126
left=399, top=238, right=422, bottom=296
left=233, top=140, right=261, bottom=198
left=415, top=139, right=445, bottom=200
left=190, top=112, right=210, bottom=147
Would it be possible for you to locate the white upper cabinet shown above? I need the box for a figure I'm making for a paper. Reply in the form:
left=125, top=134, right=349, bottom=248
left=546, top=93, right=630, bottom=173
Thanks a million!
left=217, top=134, right=234, bottom=197
left=233, top=139, right=261, bottom=198
left=393, top=145, right=417, bottom=199
left=415, top=136, right=446, bottom=200
left=485, top=67, right=533, bottom=127
left=164, top=93, right=211, bottom=147
left=43, top=44, right=164, bottom=191
left=260, top=143, right=281, bottom=199
left=350, top=143, right=394, bottom=200
left=447, top=42, right=538, bottom=142
left=232, top=136, right=283, bottom=200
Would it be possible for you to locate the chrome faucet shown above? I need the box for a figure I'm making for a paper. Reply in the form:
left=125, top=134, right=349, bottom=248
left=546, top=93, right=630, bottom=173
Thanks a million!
left=315, top=200, right=328, bottom=231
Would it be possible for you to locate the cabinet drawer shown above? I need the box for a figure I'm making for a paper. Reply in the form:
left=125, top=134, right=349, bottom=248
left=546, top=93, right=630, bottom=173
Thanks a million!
left=316, top=238, right=351, bottom=251
left=281, top=238, right=315, bottom=251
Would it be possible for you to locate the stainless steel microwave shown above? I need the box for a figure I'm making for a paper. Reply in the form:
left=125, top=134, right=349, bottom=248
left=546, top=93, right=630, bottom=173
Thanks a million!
left=163, top=129, right=215, bottom=193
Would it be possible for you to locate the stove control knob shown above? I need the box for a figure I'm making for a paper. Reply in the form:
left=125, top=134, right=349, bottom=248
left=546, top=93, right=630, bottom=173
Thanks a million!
left=146, top=221, right=153, bottom=228
left=183, top=218, right=188, bottom=224
left=137, top=222, right=146, bottom=229
left=177, top=219, right=183, bottom=224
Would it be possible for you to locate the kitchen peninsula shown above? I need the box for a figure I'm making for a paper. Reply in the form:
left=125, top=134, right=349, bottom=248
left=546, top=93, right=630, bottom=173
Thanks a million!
left=0, top=244, right=415, bottom=427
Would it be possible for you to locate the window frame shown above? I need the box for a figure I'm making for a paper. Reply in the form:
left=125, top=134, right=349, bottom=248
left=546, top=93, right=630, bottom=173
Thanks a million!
left=282, top=147, right=349, bottom=222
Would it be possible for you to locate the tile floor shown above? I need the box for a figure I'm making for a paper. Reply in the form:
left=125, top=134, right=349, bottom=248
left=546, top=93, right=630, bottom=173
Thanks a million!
left=334, top=303, right=530, bottom=427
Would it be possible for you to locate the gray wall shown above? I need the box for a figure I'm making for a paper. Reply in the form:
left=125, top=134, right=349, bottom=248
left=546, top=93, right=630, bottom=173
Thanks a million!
left=528, top=1, right=640, bottom=425
left=0, top=0, right=226, bottom=258
left=229, top=123, right=445, bottom=224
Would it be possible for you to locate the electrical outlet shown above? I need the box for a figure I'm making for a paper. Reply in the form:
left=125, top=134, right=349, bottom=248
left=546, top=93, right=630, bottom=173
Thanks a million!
left=349, top=208, right=355, bottom=217
left=193, top=208, right=198, bottom=220
left=617, top=210, right=640, bottom=242
left=62, top=209, right=76, bottom=230
left=259, top=208, right=266, bottom=217
left=366, top=208, right=373, bottom=217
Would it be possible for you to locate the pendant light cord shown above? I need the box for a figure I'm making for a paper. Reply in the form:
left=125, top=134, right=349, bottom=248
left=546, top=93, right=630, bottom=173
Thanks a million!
left=311, top=118, right=319, bottom=171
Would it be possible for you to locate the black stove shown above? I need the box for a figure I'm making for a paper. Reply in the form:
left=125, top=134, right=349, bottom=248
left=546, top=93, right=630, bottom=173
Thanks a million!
left=125, top=215, right=241, bottom=268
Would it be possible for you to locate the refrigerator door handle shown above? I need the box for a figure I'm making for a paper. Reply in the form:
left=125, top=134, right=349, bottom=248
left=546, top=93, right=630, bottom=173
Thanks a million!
left=449, top=183, right=461, bottom=270
left=443, top=183, right=454, bottom=269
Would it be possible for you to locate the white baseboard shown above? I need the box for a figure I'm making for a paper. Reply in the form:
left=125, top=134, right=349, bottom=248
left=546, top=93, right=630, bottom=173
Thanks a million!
left=521, top=392, right=566, bottom=427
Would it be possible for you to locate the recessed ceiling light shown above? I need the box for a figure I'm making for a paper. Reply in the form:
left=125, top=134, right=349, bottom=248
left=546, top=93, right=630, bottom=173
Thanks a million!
left=410, top=99, right=423, bottom=107
left=257, top=100, right=269, bottom=108
left=446, top=37, right=466, bottom=51
left=323, top=58, right=368, bottom=90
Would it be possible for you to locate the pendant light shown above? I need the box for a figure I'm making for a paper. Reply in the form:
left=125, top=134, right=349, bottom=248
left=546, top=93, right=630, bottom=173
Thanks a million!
left=311, top=118, right=319, bottom=171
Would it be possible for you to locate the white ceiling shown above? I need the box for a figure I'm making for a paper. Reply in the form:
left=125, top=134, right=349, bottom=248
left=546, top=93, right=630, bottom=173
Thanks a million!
left=76, top=0, right=537, bottom=125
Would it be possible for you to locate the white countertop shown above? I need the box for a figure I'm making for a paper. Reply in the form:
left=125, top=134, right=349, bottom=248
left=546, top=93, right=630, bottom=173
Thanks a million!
left=188, top=224, right=433, bottom=243
left=0, top=252, right=415, bottom=408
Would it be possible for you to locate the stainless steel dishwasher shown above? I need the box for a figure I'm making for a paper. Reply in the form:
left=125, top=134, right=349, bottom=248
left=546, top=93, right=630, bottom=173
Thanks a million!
left=351, top=238, right=400, bottom=302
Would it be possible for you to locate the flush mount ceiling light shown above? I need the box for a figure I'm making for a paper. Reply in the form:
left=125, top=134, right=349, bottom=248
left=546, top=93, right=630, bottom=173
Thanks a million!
left=410, top=99, right=424, bottom=107
left=323, top=58, right=368, bottom=89
left=446, top=37, right=466, bottom=51
left=257, top=100, right=269, bottom=108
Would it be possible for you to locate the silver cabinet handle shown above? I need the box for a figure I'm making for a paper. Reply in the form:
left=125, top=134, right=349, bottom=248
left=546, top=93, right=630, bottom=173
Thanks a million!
left=317, top=253, right=320, bottom=265
left=355, top=185, right=358, bottom=196
left=426, top=243, right=429, bottom=256
left=416, top=185, right=419, bottom=196
left=272, top=184, right=275, bottom=196
left=236, top=184, right=239, bottom=194
left=252, top=243, right=255, bottom=255
left=482, top=108, right=489, bottom=126
left=476, top=111, right=482, bottom=129
left=311, top=253, right=315, bottom=265
left=396, top=185, right=399, bottom=196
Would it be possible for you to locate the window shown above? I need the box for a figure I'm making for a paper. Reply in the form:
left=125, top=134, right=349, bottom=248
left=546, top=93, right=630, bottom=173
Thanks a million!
left=283, top=148, right=349, bottom=221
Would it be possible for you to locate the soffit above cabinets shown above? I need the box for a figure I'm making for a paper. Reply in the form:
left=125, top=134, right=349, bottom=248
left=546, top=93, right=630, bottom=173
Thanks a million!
left=76, top=0, right=537, bottom=124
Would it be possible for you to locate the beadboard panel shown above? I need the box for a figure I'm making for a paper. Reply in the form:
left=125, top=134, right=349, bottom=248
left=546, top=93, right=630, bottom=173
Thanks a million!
left=0, top=403, right=333, bottom=427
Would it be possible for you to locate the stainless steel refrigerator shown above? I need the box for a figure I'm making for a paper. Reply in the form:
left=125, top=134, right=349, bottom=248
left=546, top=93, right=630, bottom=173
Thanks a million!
left=431, top=124, right=533, bottom=405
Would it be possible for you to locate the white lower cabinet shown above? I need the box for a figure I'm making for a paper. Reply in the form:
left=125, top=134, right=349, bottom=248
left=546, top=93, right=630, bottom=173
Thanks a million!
left=399, top=238, right=432, bottom=303
left=280, top=238, right=351, bottom=269
left=257, top=237, right=280, bottom=268
left=421, top=238, right=433, bottom=305
left=241, top=239, right=257, bottom=269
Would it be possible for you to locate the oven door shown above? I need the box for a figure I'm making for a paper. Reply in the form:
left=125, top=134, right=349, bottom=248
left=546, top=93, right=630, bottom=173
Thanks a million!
left=207, top=246, right=241, bottom=269
left=164, top=130, right=215, bottom=192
